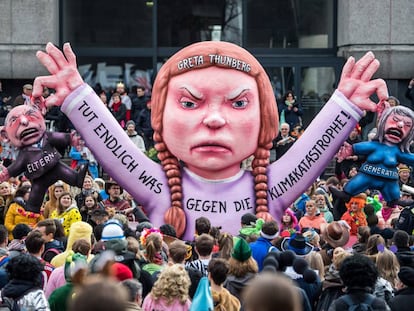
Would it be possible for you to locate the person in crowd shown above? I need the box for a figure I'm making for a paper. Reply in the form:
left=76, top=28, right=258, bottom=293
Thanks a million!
left=319, top=221, right=350, bottom=266
left=388, top=265, right=414, bottom=311
left=1, top=253, right=50, bottom=310
left=131, top=85, right=149, bottom=120
left=365, top=234, right=386, bottom=259
left=87, top=209, right=109, bottom=232
left=93, top=177, right=108, bottom=201
left=45, top=239, right=90, bottom=298
left=110, top=82, right=132, bottom=121
left=392, top=230, right=414, bottom=267
left=51, top=221, right=92, bottom=268
left=376, top=195, right=402, bottom=229
left=101, top=180, right=133, bottom=218
left=121, top=278, right=144, bottom=311
left=36, top=219, right=65, bottom=263
left=69, top=138, right=99, bottom=179
left=42, top=180, right=70, bottom=219
left=278, top=90, right=303, bottom=131
left=328, top=253, right=390, bottom=310
left=74, top=175, right=102, bottom=210
left=387, top=96, right=400, bottom=107
left=48, top=251, right=88, bottom=311
left=140, top=228, right=165, bottom=277
left=315, top=193, right=334, bottom=224
left=334, top=125, right=363, bottom=180
left=208, top=258, right=241, bottom=311
left=364, top=203, right=395, bottom=241
left=185, top=233, right=215, bottom=277
left=340, top=193, right=368, bottom=236
left=25, top=230, right=55, bottom=291
left=215, top=232, right=234, bottom=260
left=135, top=97, right=154, bottom=150
left=79, top=194, right=102, bottom=223
left=142, top=264, right=191, bottom=311
left=352, top=225, right=371, bottom=254
left=294, top=184, right=315, bottom=217
left=374, top=248, right=399, bottom=303
left=125, top=120, right=146, bottom=153
left=12, top=83, right=33, bottom=106
left=398, top=164, right=414, bottom=189
left=315, top=247, right=351, bottom=311
left=237, top=212, right=263, bottom=241
left=405, top=78, right=414, bottom=108
left=279, top=208, right=300, bottom=237
left=67, top=277, right=128, bottom=311
left=273, top=122, right=295, bottom=161
left=92, top=220, right=141, bottom=279
left=34, top=41, right=386, bottom=241
left=243, top=272, right=302, bottom=311
left=7, top=223, right=31, bottom=258
left=167, top=240, right=201, bottom=299
left=109, top=92, right=127, bottom=128
left=298, top=200, right=327, bottom=234
left=224, top=237, right=258, bottom=305
left=0, top=181, right=13, bottom=224
left=249, top=220, right=279, bottom=271
left=50, top=192, right=81, bottom=236
left=4, top=185, right=43, bottom=241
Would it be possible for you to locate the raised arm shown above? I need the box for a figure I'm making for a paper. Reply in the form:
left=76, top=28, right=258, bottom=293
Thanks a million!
left=32, top=43, right=169, bottom=215
left=267, top=52, right=388, bottom=221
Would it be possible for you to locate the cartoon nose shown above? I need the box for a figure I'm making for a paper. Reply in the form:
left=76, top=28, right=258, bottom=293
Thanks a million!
left=19, top=115, right=29, bottom=126
left=203, top=110, right=226, bottom=129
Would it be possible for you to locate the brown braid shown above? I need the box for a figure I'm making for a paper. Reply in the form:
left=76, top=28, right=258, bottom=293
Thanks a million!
left=154, top=131, right=186, bottom=238
left=252, top=143, right=274, bottom=221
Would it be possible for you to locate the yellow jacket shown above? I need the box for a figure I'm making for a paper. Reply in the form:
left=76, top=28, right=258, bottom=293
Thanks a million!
left=50, top=205, right=82, bottom=236
left=5, top=202, right=44, bottom=240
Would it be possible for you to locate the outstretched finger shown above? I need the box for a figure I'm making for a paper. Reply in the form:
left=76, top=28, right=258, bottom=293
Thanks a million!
left=360, top=58, right=380, bottom=82
left=36, top=50, right=59, bottom=75
left=340, top=56, right=355, bottom=81
left=46, top=42, right=69, bottom=70
left=63, top=43, right=77, bottom=68
left=350, top=51, right=375, bottom=80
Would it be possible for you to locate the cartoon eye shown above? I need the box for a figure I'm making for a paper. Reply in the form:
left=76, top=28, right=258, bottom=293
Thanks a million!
left=232, top=100, right=248, bottom=109
left=8, top=117, right=17, bottom=124
left=181, top=101, right=198, bottom=109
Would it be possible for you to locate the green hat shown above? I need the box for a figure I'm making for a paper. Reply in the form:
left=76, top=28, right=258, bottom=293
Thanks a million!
left=232, top=238, right=252, bottom=262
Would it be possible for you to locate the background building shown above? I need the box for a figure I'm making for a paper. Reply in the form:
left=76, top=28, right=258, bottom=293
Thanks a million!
left=0, top=0, right=413, bottom=128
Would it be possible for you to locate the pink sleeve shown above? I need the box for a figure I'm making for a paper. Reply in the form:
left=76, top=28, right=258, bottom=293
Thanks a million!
left=268, top=90, right=363, bottom=221
left=61, top=84, right=169, bottom=212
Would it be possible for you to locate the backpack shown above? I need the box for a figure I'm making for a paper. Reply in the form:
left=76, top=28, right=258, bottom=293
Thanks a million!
left=0, top=297, right=19, bottom=311
left=41, top=248, right=61, bottom=262
left=396, top=206, right=414, bottom=235
left=339, top=294, right=375, bottom=311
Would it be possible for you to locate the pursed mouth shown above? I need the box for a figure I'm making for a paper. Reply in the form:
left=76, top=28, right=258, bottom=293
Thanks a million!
left=191, top=143, right=231, bottom=153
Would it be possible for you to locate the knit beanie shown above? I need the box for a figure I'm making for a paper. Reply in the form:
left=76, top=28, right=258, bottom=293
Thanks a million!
left=398, top=266, right=414, bottom=287
left=101, top=220, right=125, bottom=241
left=112, top=262, right=133, bottom=281
left=232, top=238, right=252, bottom=262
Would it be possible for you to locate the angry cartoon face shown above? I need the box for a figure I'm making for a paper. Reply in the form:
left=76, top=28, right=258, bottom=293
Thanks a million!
left=4, top=105, right=46, bottom=148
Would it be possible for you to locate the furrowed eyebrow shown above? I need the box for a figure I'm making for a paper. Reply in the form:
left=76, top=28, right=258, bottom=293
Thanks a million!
left=227, top=88, right=250, bottom=101
left=179, top=86, right=203, bottom=100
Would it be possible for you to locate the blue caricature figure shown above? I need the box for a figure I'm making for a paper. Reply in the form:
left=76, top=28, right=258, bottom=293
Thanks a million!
left=332, top=105, right=414, bottom=206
